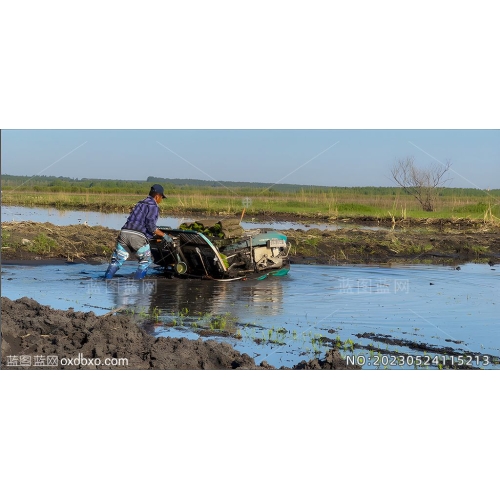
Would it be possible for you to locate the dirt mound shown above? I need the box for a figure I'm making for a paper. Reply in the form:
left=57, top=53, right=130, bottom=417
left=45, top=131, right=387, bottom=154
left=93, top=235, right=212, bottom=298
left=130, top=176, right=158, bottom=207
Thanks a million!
left=1, top=297, right=355, bottom=370
left=1, top=221, right=118, bottom=263
left=284, top=227, right=500, bottom=265
left=2, top=221, right=500, bottom=265
left=1, top=297, right=265, bottom=369
left=293, top=349, right=361, bottom=370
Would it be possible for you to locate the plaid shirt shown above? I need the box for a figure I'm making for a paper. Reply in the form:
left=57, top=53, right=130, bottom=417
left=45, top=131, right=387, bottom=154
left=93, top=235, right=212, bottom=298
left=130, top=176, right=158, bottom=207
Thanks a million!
left=122, top=196, right=159, bottom=239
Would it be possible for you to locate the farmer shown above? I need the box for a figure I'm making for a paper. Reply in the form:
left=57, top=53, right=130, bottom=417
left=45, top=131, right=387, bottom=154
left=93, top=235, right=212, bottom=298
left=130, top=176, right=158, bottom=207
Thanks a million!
left=104, top=184, right=172, bottom=279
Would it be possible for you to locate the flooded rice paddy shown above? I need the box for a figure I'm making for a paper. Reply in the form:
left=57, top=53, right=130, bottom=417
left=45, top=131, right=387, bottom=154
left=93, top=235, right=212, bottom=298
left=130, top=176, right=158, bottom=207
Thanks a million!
left=2, top=260, right=498, bottom=369
left=1, top=205, right=382, bottom=232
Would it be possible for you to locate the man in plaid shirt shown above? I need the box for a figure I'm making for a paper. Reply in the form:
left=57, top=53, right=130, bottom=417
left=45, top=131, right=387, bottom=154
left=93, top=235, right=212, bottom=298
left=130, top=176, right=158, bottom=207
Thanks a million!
left=104, top=184, right=172, bottom=279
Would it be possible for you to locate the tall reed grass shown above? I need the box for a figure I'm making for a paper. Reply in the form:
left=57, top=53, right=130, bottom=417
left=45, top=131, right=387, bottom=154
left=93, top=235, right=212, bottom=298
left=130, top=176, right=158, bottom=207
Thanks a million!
left=2, top=188, right=499, bottom=220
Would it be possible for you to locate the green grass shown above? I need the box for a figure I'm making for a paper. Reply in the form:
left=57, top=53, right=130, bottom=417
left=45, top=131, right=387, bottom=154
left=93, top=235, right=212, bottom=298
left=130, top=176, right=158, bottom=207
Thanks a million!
left=29, top=233, right=58, bottom=254
left=452, top=202, right=490, bottom=214
left=2, top=180, right=499, bottom=222
left=1, top=230, right=13, bottom=248
left=336, top=203, right=377, bottom=215
left=304, top=236, right=321, bottom=247
left=209, top=313, right=235, bottom=331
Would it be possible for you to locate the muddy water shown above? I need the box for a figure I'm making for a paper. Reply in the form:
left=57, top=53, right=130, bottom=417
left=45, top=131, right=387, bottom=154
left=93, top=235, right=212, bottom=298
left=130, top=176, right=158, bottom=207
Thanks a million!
left=2, top=261, right=498, bottom=369
left=1, top=205, right=382, bottom=231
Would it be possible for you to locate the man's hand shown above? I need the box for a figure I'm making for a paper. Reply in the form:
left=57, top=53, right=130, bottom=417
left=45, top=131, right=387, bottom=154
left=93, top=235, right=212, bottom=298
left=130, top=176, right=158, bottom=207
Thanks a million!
left=162, top=234, right=173, bottom=244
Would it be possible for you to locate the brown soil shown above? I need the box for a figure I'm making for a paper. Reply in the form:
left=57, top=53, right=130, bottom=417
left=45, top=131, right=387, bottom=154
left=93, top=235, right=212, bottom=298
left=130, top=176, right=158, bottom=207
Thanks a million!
left=284, top=227, right=500, bottom=265
left=2, top=221, right=500, bottom=265
left=246, top=212, right=499, bottom=230
left=1, top=221, right=118, bottom=263
left=1, top=297, right=357, bottom=370
left=292, top=349, right=360, bottom=369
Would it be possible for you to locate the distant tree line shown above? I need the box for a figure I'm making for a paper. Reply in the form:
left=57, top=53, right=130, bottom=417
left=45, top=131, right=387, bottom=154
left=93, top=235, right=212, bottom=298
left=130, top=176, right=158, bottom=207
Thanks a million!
left=1, top=174, right=498, bottom=198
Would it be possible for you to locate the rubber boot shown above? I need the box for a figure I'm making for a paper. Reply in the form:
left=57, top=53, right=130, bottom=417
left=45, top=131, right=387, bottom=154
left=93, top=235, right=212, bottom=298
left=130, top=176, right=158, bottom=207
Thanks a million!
left=134, top=267, right=148, bottom=280
left=104, top=263, right=120, bottom=279
left=135, top=245, right=152, bottom=280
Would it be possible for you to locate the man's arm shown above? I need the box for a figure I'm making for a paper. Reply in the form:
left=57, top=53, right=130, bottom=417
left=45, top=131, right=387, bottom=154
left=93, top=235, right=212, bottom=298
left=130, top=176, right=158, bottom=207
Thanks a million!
left=144, top=204, right=160, bottom=238
left=145, top=204, right=170, bottom=239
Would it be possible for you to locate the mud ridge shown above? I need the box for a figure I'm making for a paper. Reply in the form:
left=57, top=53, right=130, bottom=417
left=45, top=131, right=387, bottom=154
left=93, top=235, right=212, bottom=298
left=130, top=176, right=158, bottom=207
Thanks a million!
left=318, top=332, right=499, bottom=369
left=284, top=227, right=500, bottom=265
left=3, top=221, right=500, bottom=265
left=1, top=297, right=356, bottom=370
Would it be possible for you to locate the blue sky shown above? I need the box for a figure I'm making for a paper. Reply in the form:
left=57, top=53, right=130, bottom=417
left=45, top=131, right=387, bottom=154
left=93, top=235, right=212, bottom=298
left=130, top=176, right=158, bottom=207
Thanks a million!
left=2, top=129, right=499, bottom=189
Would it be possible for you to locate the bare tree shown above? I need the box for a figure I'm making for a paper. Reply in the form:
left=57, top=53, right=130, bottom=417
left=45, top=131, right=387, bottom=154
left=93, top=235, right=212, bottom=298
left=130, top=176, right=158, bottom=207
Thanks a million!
left=390, top=156, right=451, bottom=211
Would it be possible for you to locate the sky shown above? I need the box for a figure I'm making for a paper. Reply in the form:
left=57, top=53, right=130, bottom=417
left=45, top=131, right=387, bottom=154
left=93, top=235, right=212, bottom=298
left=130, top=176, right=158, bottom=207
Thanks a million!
left=2, top=129, right=499, bottom=189
left=2, top=0, right=499, bottom=484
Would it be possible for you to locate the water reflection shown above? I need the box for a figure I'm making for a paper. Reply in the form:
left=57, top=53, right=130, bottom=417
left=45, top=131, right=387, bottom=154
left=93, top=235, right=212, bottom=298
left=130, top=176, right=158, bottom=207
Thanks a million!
left=1, top=205, right=182, bottom=231
left=3, top=261, right=498, bottom=368
left=104, top=278, right=157, bottom=311
left=233, top=279, right=285, bottom=316
left=107, top=273, right=286, bottom=319
left=1, top=205, right=382, bottom=231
